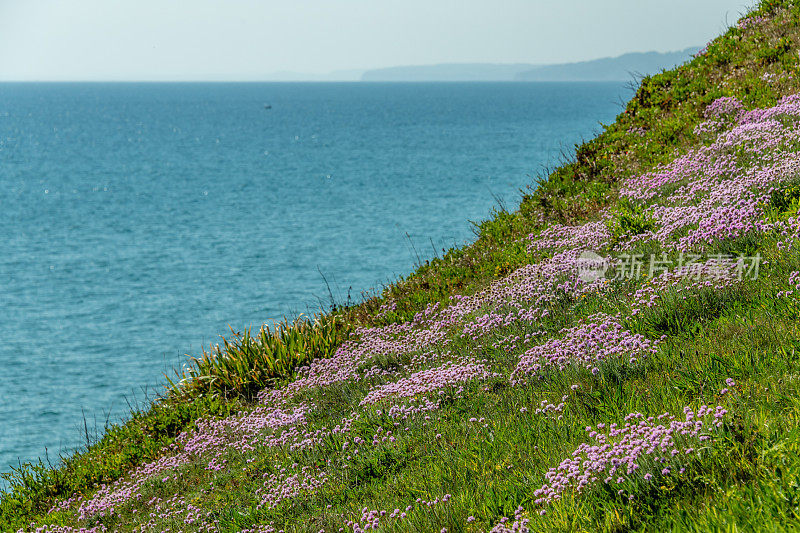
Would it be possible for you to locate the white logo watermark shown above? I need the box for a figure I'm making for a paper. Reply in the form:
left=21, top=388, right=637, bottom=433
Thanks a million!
left=575, top=252, right=762, bottom=282
left=576, top=250, right=610, bottom=283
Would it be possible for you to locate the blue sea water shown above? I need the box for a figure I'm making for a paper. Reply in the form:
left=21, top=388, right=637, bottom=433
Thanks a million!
left=0, top=82, right=627, bottom=477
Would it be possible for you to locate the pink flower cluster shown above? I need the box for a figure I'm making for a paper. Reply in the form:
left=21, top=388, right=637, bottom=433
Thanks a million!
left=528, top=221, right=611, bottom=254
left=630, top=257, right=743, bottom=314
left=531, top=396, right=568, bottom=421
left=619, top=95, right=800, bottom=252
left=255, top=464, right=328, bottom=511
left=704, top=96, right=745, bottom=120
left=19, top=527, right=108, bottom=533
left=532, top=406, right=728, bottom=507
left=130, top=494, right=217, bottom=532
left=778, top=270, right=800, bottom=298
left=340, top=494, right=453, bottom=533
left=627, top=126, right=648, bottom=137
left=738, top=15, right=766, bottom=29
left=512, top=314, right=660, bottom=381
left=384, top=396, right=442, bottom=420
left=776, top=216, right=800, bottom=251
left=360, top=359, right=496, bottom=405
left=70, top=402, right=310, bottom=522
left=489, top=506, right=529, bottom=533
left=488, top=404, right=730, bottom=531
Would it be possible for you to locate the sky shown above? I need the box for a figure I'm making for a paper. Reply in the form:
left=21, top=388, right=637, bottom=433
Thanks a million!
left=0, top=0, right=756, bottom=81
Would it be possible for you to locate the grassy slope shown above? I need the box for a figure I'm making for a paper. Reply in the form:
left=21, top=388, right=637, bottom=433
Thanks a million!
left=4, top=1, right=800, bottom=530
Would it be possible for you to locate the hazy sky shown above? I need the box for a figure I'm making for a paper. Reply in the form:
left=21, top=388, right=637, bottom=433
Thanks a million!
left=0, top=0, right=755, bottom=81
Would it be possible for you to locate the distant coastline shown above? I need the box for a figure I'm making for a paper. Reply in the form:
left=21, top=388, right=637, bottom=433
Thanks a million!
left=201, top=46, right=701, bottom=83
left=359, top=47, right=700, bottom=82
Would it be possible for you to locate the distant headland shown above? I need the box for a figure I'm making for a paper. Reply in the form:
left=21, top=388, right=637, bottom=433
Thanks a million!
left=359, top=47, right=700, bottom=82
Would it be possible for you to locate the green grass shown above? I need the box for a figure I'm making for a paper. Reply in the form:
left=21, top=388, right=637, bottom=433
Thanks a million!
left=5, top=1, right=800, bottom=531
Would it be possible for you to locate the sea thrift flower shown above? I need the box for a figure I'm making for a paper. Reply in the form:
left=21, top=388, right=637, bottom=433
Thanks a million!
left=512, top=313, right=658, bottom=380
left=360, top=359, right=497, bottom=405
left=630, top=258, right=743, bottom=315
left=778, top=271, right=800, bottom=297
left=529, top=406, right=728, bottom=510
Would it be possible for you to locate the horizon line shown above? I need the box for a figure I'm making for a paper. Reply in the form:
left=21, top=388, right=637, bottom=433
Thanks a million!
left=0, top=79, right=640, bottom=83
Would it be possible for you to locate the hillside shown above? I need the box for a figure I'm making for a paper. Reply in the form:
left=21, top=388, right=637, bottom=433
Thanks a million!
left=359, top=48, right=698, bottom=82
left=4, top=1, right=800, bottom=531
left=514, top=48, right=699, bottom=81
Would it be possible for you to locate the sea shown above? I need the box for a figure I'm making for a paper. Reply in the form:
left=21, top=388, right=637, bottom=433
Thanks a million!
left=0, top=81, right=628, bottom=479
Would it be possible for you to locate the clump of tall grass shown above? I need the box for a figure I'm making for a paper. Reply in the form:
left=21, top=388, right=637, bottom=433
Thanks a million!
left=769, top=176, right=800, bottom=219
left=171, top=314, right=349, bottom=399
left=606, top=198, right=656, bottom=248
